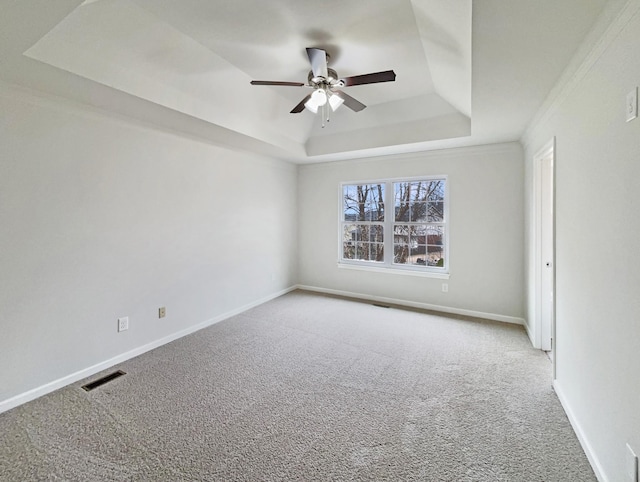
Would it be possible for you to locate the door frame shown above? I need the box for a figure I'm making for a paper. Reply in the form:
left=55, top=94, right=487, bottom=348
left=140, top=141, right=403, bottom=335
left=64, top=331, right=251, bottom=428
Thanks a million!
left=533, top=138, right=556, bottom=375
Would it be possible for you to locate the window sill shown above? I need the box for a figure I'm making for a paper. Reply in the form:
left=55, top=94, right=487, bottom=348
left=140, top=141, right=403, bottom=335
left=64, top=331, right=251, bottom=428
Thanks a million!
left=337, top=262, right=450, bottom=279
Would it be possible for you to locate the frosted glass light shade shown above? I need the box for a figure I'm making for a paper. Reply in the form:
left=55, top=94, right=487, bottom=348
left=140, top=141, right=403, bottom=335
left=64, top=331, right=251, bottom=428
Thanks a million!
left=305, top=88, right=329, bottom=113
left=311, top=89, right=327, bottom=106
left=329, top=94, right=344, bottom=111
left=304, top=99, right=319, bottom=113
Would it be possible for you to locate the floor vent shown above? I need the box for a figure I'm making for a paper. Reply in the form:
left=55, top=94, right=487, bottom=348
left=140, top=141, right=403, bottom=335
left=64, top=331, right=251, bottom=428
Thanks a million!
left=81, top=370, right=126, bottom=392
left=372, top=303, right=391, bottom=308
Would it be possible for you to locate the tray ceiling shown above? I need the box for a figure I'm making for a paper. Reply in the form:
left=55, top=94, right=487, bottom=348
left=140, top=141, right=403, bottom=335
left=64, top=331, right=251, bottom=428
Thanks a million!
left=2, top=0, right=608, bottom=162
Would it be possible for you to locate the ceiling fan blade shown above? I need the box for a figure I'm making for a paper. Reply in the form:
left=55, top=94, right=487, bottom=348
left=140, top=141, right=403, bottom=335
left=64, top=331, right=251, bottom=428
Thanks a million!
left=250, top=80, right=305, bottom=87
left=339, top=70, right=396, bottom=87
left=290, top=94, right=312, bottom=114
left=306, top=48, right=328, bottom=79
left=333, top=91, right=366, bottom=112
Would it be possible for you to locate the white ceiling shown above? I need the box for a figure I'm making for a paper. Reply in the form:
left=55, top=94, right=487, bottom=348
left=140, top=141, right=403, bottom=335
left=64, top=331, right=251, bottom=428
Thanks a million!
left=1, top=0, right=608, bottom=163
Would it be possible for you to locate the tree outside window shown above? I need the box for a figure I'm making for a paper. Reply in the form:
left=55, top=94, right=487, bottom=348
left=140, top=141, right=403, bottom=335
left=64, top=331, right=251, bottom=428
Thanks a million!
left=341, top=177, right=447, bottom=273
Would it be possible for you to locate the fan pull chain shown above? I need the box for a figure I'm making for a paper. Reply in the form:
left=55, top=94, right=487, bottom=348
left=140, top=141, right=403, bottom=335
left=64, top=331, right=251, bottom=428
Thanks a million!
left=322, top=92, right=330, bottom=128
left=322, top=101, right=326, bottom=128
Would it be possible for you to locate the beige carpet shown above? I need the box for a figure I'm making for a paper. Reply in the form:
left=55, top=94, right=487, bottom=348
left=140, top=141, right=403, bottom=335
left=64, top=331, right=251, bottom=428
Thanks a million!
left=0, top=290, right=595, bottom=481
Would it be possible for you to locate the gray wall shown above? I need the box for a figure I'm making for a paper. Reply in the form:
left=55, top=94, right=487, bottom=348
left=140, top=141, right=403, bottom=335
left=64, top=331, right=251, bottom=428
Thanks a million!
left=0, top=84, right=297, bottom=404
left=298, top=143, right=525, bottom=322
left=522, top=1, right=640, bottom=479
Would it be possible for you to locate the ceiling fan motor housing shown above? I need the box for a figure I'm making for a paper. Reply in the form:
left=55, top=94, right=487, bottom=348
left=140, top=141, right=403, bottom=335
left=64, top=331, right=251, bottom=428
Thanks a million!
left=308, top=68, right=341, bottom=88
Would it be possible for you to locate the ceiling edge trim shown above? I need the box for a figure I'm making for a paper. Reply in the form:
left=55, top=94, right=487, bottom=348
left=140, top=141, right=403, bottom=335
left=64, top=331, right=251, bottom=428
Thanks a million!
left=300, top=140, right=523, bottom=169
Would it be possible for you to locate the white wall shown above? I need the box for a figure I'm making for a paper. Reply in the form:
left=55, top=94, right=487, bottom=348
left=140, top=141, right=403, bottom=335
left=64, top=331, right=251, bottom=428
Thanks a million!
left=298, top=143, right=525, bottom=322
left=0, top=84, right=297, bottom=407
left=522, top=1, right=640, bottom=479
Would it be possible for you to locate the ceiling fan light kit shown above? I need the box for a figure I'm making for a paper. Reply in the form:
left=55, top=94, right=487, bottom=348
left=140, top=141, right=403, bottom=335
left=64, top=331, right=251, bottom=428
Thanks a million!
left=250, top=47, right=396, bottom=127
left=309, top=89, right=327, bottom=107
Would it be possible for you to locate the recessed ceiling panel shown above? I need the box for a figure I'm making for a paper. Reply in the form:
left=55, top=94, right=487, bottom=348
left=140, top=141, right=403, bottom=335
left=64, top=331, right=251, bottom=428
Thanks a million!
left=21, top=0, right=474, bottom=159
left=24, top=0, right=311, bottom=153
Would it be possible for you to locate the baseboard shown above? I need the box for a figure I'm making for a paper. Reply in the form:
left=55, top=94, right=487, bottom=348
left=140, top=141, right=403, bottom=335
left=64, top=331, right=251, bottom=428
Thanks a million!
left=553, top=379, right=608, bottom=482
left=524, top=319, right=537, bottom=348
left=295, top=284, right=525, bottom=326
left=0, top=286, right=297, bottom=415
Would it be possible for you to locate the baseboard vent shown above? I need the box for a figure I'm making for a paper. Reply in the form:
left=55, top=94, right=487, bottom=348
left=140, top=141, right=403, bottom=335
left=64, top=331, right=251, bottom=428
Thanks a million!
left=81, top=370, right=126, bottom=392
left=373, top=303, right=391, bottom=308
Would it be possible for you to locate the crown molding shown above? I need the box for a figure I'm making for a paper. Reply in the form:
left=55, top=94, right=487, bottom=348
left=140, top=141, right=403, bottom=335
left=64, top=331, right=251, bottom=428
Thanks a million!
left=522, top=0, right=640, bottom=150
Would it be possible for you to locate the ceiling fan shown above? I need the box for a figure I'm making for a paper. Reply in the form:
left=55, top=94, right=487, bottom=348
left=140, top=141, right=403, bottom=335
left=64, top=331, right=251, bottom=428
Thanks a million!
left=250, top=48, right=396, bottom=122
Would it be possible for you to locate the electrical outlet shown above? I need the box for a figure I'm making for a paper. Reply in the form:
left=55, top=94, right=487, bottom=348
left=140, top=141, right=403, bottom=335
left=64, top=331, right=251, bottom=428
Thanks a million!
left=117, top=316, right=129, bottom=332
left=626, top=88, right=638, bottom=122
left=442, top=283, right=449, bottom=293
left=627, top=443, right=638, bottom=482
left=158, top=307, right=166, bottom=318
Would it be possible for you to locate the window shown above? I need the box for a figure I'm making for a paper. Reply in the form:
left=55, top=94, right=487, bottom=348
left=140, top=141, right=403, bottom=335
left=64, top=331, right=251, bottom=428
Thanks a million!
left=340, top=177, right=448, bottom=275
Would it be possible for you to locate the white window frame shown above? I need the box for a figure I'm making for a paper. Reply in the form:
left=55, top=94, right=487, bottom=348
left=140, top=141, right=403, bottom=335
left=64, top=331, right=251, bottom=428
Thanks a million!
left=338, top=175, right=449, bottom=279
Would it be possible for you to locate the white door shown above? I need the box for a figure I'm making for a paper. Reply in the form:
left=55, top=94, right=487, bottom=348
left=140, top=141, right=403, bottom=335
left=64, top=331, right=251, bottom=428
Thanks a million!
left=535, top=140, right=555, bottom=355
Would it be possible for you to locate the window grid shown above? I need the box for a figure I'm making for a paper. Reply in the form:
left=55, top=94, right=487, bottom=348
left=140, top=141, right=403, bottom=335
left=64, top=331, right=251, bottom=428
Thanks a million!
left=340, top=177, right=448, bottom=274
left=392, top=179, right=445, bottom=268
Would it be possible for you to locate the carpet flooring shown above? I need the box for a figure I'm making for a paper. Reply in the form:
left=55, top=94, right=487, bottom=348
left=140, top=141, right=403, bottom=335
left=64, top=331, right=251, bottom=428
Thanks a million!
left=0, top=290, right=595, bottom=481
